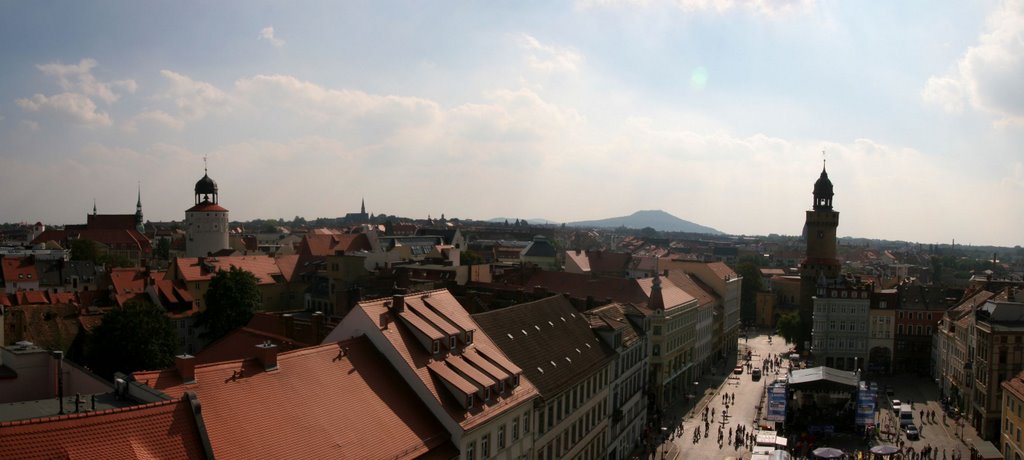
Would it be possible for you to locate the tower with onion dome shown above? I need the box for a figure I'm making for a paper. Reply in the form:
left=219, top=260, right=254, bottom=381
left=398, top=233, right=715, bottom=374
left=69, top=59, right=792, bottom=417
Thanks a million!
left=185, top=164, right=229, bottom=257
left=798, top=160, right=842, bottom=348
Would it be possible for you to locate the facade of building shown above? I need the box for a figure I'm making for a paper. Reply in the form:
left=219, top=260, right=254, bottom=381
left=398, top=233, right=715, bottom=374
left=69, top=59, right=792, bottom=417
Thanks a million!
left=810, top=278, right=873, bottom=371
left=585, top=302, right=649, bottom=460
left=934, top=290, right=995, bottom=416
left=971, top=290, right=1024, bottom=442
left=866, top=289, right=897, bottom=374
left=185, top=169, right=230, bottom=258
left=1001, top=371, right=1024, bottom=460
left=639, top=275, right=698, bottom=407
left=474, top=295, right=615, bottom=460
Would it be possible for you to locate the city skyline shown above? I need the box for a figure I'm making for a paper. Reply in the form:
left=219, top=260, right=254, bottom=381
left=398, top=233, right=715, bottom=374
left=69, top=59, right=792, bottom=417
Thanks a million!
left=1, top=1, right=1022, bottom=247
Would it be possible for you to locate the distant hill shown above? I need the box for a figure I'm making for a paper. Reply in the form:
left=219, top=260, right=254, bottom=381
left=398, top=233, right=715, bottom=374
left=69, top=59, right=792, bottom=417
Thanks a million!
left=567, top=210, right=722, bottom=235
left=485, top=217, right=560, bottom=225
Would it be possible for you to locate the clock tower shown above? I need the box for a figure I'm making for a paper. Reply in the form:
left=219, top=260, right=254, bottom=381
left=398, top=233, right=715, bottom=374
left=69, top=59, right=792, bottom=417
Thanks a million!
left=798, top=162, right=841, bottom=346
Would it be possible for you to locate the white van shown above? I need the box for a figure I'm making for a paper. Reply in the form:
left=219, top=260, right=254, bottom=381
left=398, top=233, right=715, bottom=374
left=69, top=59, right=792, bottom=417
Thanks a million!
left=899, top=407, right=914, bottom=427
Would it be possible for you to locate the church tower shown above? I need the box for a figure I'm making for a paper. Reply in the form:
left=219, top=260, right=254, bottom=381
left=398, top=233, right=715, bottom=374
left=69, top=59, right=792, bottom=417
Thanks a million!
left=135, top=183, right=145, bottom=233
left=798, top=162, right=841, bottom=346
left=185, top=165, right=230, bottom=257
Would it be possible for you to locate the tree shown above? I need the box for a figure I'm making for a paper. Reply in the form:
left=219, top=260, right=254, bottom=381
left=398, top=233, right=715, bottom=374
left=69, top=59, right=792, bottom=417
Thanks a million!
left=776, top=312, right=801, bottom=347
left=736, top=261, right=763, bottom=325
left=70, top=239, right=99, bottom=262
left=85, top=301, right=177, bottom=379
left=194, top=266, right=260, bottom=343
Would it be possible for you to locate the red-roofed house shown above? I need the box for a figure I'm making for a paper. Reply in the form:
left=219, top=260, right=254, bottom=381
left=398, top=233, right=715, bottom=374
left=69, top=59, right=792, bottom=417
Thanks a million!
left=0, top=396, right=211, bottom=460
left=636, top=275, right=700, bottom=406
left=2, top=257, right=40, bottom=294
left=326, top=289, right=539, bottom=459
left=168, top=255, right=299, bottom=312
left=133, top=337, right=454, bottom=459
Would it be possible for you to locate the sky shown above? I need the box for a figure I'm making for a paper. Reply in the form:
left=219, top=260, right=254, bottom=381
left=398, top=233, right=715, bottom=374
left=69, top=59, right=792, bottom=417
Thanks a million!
left=1, top=1, right=1022, bottom=247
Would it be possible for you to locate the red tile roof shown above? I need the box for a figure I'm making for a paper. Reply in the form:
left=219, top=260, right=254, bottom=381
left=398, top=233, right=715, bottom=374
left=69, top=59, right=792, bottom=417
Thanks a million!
left=518, top=271, right=649, bottom=304
left=0, top=397, right=208, bottom=460
left=707, top=261, right=738, bottom=280
left=85, top=213, right=138, bottom=230
left=174, top=256, right=289, bottom=285
left=134, top=337, right=450, bottom=459
left=15, top=290, right=49, bottom=305
left=299, top=233, right=372, bottom=258
left=664, top=271, right=717, bottom=307
left=349, top=289, right=538, bottom=431
left=185, top=202, right=228, bottom=213
left=637, top=276, right=696, bottom=310
left=193, top=326, right=306, bottom=365
left=2, top=256, right=39, bottom=283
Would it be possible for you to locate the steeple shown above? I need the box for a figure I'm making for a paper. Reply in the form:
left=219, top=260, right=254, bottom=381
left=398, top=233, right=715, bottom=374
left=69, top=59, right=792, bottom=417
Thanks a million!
left=135, top=182, right=144, bottom=232
left=812, top=156, right=834, bottom=211
left=92, top=199, right=97, bottom=216
left=361, top=197, right=366, bottom=214
left=648, top=274, right=665, bottom=312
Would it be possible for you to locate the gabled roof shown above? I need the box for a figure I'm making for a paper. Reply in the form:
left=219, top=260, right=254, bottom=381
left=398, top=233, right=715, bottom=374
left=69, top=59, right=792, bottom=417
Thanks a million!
left=565, top=250, right=590, bottom=272
left=0, top=397, right=208, bottom=460
left=947, top=290, right=995, bottom=321
left=194, top=326, right=306, bottom=365
left=85, top=213, right=138, bottom=230
left=133, top=337, right=450, bottom=460
left=173, top=256, right=290, bottom=285
left=349, top=289, right=537, bottom=431
left=637, top=276, right=696, bottom=310
left=519, top=271, right=648, bottom=304
left=521, top=237, right=557, bottom=258
left=707, top=261, right=738, bottom=280
left=2, top=256, right=38, bottom=283
left=583, top=250, right=631, bottom=275
left=585, top=302, right=644, bottom=348
left=664, top=270, right=717, bottom=307
left=109, top=268, right=162, bottom=307
left=473, top=295, right=615, bottom=397
left=299, top=233, right=372, bottom=258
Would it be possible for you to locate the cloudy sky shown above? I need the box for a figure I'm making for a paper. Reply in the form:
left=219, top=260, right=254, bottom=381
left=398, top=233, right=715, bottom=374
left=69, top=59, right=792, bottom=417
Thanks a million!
left=1, top=1, right=1022, bottom=247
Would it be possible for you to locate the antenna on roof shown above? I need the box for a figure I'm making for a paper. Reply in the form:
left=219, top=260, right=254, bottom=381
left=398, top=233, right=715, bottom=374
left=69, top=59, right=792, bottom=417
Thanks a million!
left=203, top=155, right=208, bottom=174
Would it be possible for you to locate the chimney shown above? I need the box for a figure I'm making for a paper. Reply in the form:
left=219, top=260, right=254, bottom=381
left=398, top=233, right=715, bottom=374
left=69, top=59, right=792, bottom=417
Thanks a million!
left=176, top=354, right=196, bottom=383
left=312, top=311, right=325, bottom=342
left=255, top=341, right=278, bottom=371
left=282, top=313, right=295, bottom=338
left=392, top=294, right=405, bottom=313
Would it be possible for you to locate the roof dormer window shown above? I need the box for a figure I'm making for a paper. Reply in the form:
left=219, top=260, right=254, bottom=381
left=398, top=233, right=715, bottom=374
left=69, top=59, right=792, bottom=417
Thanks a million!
left=449, top=335, right=457, bottom=350
left=432, top=340, right=441, bottom=355
left=465, top=330, right=474, bottom=344
left=466, top=393, right=474, bottom=409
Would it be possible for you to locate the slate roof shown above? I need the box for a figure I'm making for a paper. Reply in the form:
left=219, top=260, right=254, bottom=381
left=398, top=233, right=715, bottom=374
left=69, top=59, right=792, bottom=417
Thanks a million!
left=35, top=260, right=99, bottom=287
left=84, top=214, right=138, bottom=230
left=521, top=237, right=557, bottom=258
left=473, top=295, right=615, bottom=397
left=133, top=337, right=451, bottom=460
left=0, top=397, right=209, bottom=460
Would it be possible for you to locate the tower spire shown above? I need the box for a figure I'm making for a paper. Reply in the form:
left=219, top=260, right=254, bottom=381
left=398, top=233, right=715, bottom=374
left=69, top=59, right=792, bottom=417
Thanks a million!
left=137, top=181, right=142, bottom=208
left=361, top=197, right=366, bottom=214
left=92, top=198, right=97, bottom=215
left=203, top=155, right=208, bottom=175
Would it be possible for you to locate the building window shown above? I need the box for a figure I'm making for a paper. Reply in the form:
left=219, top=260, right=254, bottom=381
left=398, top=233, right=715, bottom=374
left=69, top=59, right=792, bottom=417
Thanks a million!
left=498, top=425, right=505, bottom=449
left=481, top=434, right=490, bottom=459
left=524, top=412, right=530, bottom=434
left=512, top=418, right=519, bottom=441
left=432, top=340, right=440, bottom=354
left=465, top=441, right=475, bottom=460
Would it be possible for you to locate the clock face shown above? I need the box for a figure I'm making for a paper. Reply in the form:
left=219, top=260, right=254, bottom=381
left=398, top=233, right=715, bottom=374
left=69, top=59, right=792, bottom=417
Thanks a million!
left=817, top=230, right=824, bottom=239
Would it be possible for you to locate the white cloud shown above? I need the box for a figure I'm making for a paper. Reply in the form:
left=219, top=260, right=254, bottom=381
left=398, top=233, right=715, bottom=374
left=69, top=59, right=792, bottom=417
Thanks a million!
left=922, top=0, right=1024, bottom=124
left=36, top=58, right=136, bottom=104
left=123, top=110, right=185, bottom=131
left=18, top=120, right=39, bottom=132
left=156, top=70, right=229, bottom=122
left=576, top=0, right=814, bottom=16
left=16, top=92, right=112, bottom=126
left=519, top=34, right=584, bottom=74
left=259, top=26, right=285, bottom=48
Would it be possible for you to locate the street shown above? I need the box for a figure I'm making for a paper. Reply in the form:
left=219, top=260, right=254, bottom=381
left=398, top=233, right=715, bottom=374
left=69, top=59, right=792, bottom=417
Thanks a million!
left=649, top=330, right=986, bottom=460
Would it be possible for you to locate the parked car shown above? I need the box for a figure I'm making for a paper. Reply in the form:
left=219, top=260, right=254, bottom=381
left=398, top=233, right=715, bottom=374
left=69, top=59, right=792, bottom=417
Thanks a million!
left=904, top=424, right=919, bottom=440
